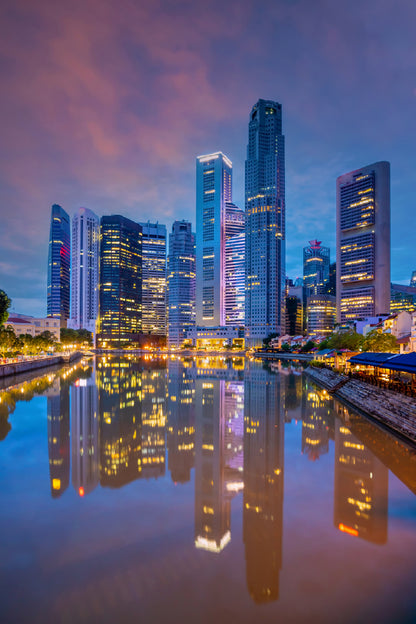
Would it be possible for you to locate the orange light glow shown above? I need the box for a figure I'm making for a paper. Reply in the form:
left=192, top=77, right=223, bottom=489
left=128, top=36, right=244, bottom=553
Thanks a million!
left=338, top=523, right=358, bottom=537
left=79, top=486, right=85, bottom=497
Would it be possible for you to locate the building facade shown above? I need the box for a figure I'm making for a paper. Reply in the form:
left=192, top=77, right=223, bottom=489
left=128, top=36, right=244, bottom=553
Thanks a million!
left=68, top=207, right=99, bottom=334
left=6, top=314, right=60, bottom=341
left=225, top=232, right=245, bottom=326
left=245, top=99, right=285, bottom=347
left=336, top=162, right=390, bottom=323
left=167, top=220, right=196, bottom=348
left=196, top=152, right=232, bottom=327
left=47, top=204, right=70, bottom=323
left=307, top=294, right=336, bottom=337
left=303, top=240, right=330, bottom=296
left=139, top=222, right=167, bottom=336
left=96, top=215, right=142, bottom=349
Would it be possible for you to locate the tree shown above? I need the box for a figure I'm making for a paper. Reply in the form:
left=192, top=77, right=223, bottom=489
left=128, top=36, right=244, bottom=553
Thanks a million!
left=0, top=327, right=18, bottom=357
left=300, top=340, right=316, bottom=353
left=263, top=332, right=279, bottom=348
left=319, top=329, right=364, bottom=351
left=60, top=328, right=92, bottom=346
left=0, top=290, right=11, bottom=327
left=362, top=329, right=399, bottom=353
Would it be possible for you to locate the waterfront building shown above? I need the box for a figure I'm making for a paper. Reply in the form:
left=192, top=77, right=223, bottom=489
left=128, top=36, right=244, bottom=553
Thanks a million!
left=96, top=215, right=142, bottom=349
left=5, top=314, right=60, bottom=341
left=71, top=368, right=99, bottom=496
left=196, top=152, right=233, bottom=327
left=139, top=221, right=167, bottom=337
left=245, top=99, right=285, bottom=347
left=185, top=325, right=244, bottom=350
left=303, top=240, right=330, bottom=296
left=47, top=204, right=70, bottom=323
left=225, top=232, right=245, bottom=326
left=68, top=207, right=99, bottom=335
left=307, top=294, right=336, bottom=337
left=336, top=162, right=390, bottom=323
left=167, top=221, right=196, bottom=348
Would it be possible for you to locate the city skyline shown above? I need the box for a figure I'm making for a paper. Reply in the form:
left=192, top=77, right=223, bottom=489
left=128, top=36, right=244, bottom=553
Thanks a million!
left=1, top=0, right=415, bottom=316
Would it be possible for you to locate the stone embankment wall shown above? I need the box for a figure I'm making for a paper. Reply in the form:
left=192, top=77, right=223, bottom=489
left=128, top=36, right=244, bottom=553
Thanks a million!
left=305, top=366, right=416, bottom=444
left=0, top=352, right=83, bottom=380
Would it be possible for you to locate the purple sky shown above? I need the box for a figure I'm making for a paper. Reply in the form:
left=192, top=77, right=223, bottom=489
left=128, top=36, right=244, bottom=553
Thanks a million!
left=0, top=0, right=415, bottom=317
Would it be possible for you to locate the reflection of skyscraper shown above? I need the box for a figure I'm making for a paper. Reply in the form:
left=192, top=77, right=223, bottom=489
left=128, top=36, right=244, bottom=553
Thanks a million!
left=194, top=378, right=231, bottom=552
left=98, top=358, right=142, bottom=487
left=47, top=204, right=70, bottom=322
left=334, top=420, right=388, bottom=544
left=47, top=378, right=70, bottom=498
left=71, top=368, right=99, bottom=496
left=167, top=360, right=195, bottom=483
left=301, top=385, right=331, bottom=461
left=141, top=369, right=167, bottom=479
left=243, top=363, right=284, bottom=603
left=223, top=381, right=244, bottom=479
left=245, top=99, right=286, bottom=347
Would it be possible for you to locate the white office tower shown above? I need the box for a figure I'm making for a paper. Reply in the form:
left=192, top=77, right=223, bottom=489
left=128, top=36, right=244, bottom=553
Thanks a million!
left=68, top=207, right=99, bottom=334
left=245, top=100, right=286, bottom=347
left=336, top=162, right=390, bottom=323
left=196, top=152, right=232, bottom=327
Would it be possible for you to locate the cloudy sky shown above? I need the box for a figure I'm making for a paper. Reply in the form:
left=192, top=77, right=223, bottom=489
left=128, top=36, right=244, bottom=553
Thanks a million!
left=0, top=0, right=415, bottom=316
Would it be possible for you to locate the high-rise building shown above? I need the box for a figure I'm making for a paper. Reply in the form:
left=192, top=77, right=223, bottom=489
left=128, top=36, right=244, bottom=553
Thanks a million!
left=410, top=271, right=416, bottom=287
left=225, top=232, right=245, bottom=326
left=245, top=99, right=285, bottom=347
left=167, top=220, right=196, bottom=348
left=336, top=162, right=390, bottom=323
left=307, top=294, right=336, bottom=337
left=303, top=240, right=330, bottom=296
left=390, top=283, right=416, bottom=313
left=96, top=215, right=142, bottom=349
left=47, top=204, right=70, bottom=323
left=196, top=152, right=232, bottom=327
left=325, top=262, right=337, bottom=297
left=139, top=222, right=167, bottom=336
left=68, top=207, right=99, bottom=334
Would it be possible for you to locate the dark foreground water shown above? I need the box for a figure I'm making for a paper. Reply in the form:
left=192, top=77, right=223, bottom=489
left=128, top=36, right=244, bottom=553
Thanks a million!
left=1, top=356, right=415, bottom=624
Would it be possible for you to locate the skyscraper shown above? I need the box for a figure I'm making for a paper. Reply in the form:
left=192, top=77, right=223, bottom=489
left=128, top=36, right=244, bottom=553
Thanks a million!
left=47, top=204, right=70, bottom=323
left=245, top=99, right=285, bottom=347
left=96, top=215, right=142, bottom=349
left=167, top=220, right=196, bottom=348
left=336, top=162, right=390, bottom=323
left=68, top=207, right=99, bottom=334
left=225, top=232, right=245, bottom=326
left=196, top=152, right=232, bottom=327
left=139, top=221, right=167, bottom=336
left=303, top=240, right=330, bottom=296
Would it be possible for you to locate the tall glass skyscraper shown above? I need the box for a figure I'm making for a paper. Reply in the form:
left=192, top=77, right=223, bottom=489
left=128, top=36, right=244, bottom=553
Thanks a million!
left=47, top=204, right=70, bottom=322
left=196, top=152, right=232, bottom=327
left=139, top=221, right=167, bottom=336
left=167, top=220, right=196, bottom=348
left=303, top=240, right=330, bottom=296
left=225, top=232, right=245, bottom=326
left=245, top=99, right=285, bottom=347
left=68, top=207, right=99, bottom=334
left=336, top=162, right=390, bottom=323
left=96, top=215, right=142, bottom=348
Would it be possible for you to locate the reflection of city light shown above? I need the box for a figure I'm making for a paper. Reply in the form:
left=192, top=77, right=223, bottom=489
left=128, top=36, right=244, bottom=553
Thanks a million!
left=79, top=487, right=85, bottom=497
left=226, top=481, right=244, bottom=492
left=195, top=531, right=231, bottom=553
left=52, top=478, right=61, bottom=490
left=338, top=523, right=358, bottom=537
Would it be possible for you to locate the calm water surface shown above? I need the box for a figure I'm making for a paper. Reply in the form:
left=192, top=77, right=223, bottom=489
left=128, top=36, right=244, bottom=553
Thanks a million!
left=1, top=356, right=415, bottom=624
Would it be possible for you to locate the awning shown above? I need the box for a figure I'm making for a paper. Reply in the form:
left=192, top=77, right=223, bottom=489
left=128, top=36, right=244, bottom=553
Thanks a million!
left=382, top=352, right=416, bottom=375
left=348, top=352, right=397, bottom=367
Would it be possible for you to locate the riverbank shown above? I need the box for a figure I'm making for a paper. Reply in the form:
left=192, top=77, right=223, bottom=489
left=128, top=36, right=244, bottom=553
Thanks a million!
left=0, top=351, right=84, bottom=383
left=305, top=366, right=416, bottom=445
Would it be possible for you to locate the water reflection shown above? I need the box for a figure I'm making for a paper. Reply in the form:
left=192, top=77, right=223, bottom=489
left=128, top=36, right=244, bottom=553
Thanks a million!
left=1, top=355, right=415, bottom=615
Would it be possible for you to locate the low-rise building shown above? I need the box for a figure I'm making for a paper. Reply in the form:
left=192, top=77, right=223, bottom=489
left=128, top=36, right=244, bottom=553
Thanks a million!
left=185, top=326, right=244, bottom=350
left=6, top=314, right=61, bottom=341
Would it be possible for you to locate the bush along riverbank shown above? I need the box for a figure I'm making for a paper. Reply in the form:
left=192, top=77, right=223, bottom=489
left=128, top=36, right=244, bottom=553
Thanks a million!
left=305, top=366, right=416, bottom=445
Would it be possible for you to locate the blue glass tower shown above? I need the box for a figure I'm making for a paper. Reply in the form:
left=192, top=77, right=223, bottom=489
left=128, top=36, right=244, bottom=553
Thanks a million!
left=47, top=204, right=70, bottom=322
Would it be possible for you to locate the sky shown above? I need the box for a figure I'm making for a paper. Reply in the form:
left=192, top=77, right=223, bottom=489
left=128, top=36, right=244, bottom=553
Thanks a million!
left=0, top=0, right=415, bottom=317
